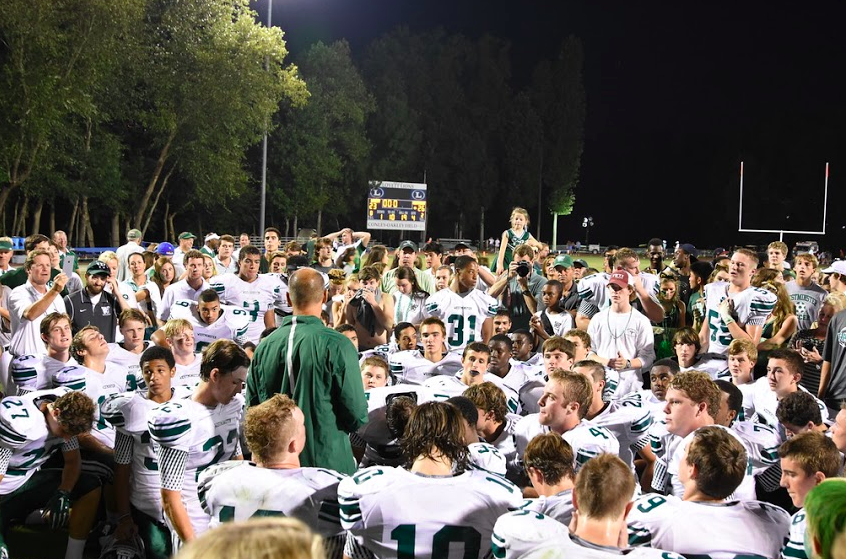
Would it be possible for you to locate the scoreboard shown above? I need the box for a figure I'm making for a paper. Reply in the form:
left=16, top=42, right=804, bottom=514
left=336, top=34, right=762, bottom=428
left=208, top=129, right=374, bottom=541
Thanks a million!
left=366, top=181, right=427, bottom=231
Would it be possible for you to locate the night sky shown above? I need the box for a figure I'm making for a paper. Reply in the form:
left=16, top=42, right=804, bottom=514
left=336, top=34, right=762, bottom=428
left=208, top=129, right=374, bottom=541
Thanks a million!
left=256, top=0, right=846, bottom=251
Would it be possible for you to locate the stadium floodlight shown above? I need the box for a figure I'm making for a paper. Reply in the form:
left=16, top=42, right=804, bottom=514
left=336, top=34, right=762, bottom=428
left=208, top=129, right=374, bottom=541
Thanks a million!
left=738, top=161, right=829, bottom=242
left=582, top=216, right=594, bottom=245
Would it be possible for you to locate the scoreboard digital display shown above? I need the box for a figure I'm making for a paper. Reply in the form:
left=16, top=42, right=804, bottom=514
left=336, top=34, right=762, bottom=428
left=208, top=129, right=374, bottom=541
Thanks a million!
left=366, top=181, right=427, bottom=231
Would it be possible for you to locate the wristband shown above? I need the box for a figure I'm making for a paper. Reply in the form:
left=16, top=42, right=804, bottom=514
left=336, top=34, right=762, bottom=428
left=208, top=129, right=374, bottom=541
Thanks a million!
left=522, top=290, right=531, bottom=296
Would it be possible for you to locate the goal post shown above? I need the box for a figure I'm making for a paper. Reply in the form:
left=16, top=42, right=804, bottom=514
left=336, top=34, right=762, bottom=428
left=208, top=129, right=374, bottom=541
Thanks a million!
left=738, top=161, right=829, bottom=242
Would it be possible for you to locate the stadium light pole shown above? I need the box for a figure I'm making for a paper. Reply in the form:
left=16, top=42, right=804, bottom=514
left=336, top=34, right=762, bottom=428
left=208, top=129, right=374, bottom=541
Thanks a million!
left=259, top=0, right=273, bottom=236
left=582, top=216, right=593, bottom=246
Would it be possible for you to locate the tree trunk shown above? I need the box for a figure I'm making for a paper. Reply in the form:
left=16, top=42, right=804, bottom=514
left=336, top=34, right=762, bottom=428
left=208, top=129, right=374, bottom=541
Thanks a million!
left=111, top=213, right=120, bottom=247
left=31, top=197, right=44, bottom=235
left=81, top=196, right=94, bottom=247
left=0, top=140, right=44, bottom=215
left=284, top=217, right=289, bottom=238
left=14, top=196, right=29, bottom=236
left=316, top=210, right=323, bottom=237
left=142, top=165, right=175, bottom=236
left=167, top=212, right=176, bottom=242
left=67, top=198, right=79, bottom=246
left=49, top=204, right=56, bottom=237
left=134, top=129, right=176, bottom=228
left=293, top=215, right=298, bottom=237
left=162, top=201, right=169, bottom=241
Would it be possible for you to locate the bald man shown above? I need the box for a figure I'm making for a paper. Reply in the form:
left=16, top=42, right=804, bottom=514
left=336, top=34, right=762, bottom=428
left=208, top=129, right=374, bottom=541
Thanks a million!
left=246, top=268, right=367, bottom=474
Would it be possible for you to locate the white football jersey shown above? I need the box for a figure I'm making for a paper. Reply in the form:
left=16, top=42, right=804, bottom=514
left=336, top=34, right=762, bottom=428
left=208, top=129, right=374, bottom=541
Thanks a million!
left=493, top=509, right=681, bottom=559
left=423, top=373, right=520, bottom=415
left=10, top=354, right=77, bottom=395
left=169, top=299, right=252, bottom=350
left=0, top=388, right=79, bottom=494
left=663, top=424, right=777, bottom=501
left=577, top=272, right=660, bottom=313
left=703, top=282, right=776, bottom=355
left=533, top=309, right=573, bottom=338
left=106, top=341, right=152, bottom=389
left=680, top=355, right=730, bottom=381
left=52, top=362, right=139, bottom=448
left=209, top=274, right=284, bottom=344
left=423, top=288, right=498, bottom=352
left=389, top=350, right=463, bottom=385
left=521, top=490, right=575, bottom=526
left=627, top=493, right=790, bottom=559
left=513, top=415, right=619, bottom=473
left=100, top=387, right=192, bottom=518
left=782, top=509, right=807, bottom=559
left=339, top=466, right=523, bottom=559
left=587, top=399, right=653, bottom=469
left=148, top=394, right=244, bottom=540
left=174, top=355, right=202, bottom=389
left=198, top=460, right=346, bottom=539
left=742, top=378, right=829, bottom=437
left=468, top=442, right=507, bottom=476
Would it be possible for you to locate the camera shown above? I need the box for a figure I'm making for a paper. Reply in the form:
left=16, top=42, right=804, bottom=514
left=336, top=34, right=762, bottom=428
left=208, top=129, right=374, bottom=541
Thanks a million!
left=349, top=289, right=366, bottom=307
left=802, top=340, right=816, bottom=351
left=516, top=261, right=531, bottom=278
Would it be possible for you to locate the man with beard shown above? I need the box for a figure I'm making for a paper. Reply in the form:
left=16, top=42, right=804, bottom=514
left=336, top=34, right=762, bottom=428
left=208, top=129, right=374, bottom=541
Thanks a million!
left=64, top=260, right=130, bottom=342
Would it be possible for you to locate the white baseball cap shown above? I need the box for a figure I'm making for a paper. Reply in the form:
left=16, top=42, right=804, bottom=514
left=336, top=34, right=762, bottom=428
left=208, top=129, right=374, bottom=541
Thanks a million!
left=204, top=233, right=220, bottom=243
left=822, top=260, right=846, bottom=275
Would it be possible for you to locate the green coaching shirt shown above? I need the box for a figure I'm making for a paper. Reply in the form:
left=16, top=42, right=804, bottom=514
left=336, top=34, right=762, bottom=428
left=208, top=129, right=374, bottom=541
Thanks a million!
left=246, top=315, right=368, bottom=474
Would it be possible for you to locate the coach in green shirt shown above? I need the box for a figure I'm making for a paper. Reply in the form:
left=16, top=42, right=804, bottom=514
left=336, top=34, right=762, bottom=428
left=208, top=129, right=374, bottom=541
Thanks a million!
left=246, top=267, right=368, bottom=474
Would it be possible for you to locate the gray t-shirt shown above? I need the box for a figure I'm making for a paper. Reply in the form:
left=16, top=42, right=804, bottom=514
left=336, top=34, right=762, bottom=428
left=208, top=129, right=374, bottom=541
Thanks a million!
left=822, top=310, right=846, bottom=399
left=786, top=280, right=827, bottom=331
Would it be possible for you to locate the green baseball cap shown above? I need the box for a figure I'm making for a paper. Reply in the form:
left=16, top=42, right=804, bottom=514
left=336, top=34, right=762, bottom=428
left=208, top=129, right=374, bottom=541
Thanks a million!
left=0, top=240, right=12, bottom=251
left=553, top=255, right=573, bottom=269
left=178, top=232, right=196, bottom=240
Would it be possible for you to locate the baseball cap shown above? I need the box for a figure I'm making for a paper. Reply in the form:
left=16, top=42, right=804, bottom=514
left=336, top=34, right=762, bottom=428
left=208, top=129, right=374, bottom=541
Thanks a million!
left=204, top=233, right=220, bottom=243
left=156, top=242, right=175, bottom=256
left=713, top=247, right=729, bottom=257
left=572, top=258, right=588, bottom=268
left=553, top=255, right=573, bottom=269
left=127, top=229, right=142, bottom=240
left=608, top=269, right=634, bottom=289
left=178, top=232, right=196, bottom=241
left=679, top=243, right=699, bottom=257
left=398, top=240, right=418, bottom=252
left=454, top=242, right=471, bottom=251
left=822, top=261, right=846, bottom=275
left=86, top=260, right=111, bottom=276
left=0, top=240, right=12, bottom=251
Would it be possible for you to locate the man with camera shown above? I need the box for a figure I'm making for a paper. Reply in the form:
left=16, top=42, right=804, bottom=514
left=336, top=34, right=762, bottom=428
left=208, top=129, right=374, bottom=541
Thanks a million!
left=346, top=265, right=394, bottom=351
left=489, top=244, right=547, bottom=332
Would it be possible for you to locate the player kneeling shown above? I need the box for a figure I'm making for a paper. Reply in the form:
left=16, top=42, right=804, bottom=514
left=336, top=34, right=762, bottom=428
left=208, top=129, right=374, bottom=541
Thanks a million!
left=492, top=453, right=683, bottom=558
left=339, top=401, right=524, bottom=559
left=0, top=389, right=98, bottom=559
left=627, top=425, right=790, bottom=558
left=197, top=394, right=346, bottom=558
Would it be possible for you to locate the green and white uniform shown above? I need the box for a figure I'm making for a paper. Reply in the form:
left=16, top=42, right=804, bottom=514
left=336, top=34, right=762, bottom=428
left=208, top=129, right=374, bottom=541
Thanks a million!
left=106, top=341, right=152, bottom=389
left=388, top=350, right=463, bottom=385
left=423, top=289, right=498, bottom=353
left=198, top=461, right=345, bottom=555
left=494, top=509, right=682, bottom=559
left=52, top=363, right=141, bottom=449
left=209, top=274, right=284, bottom=344
left=513, top=415, right=619, bottom=473
left=339, top=466, right=523, bottom=559
left=627, top=492, right=790, bottom=559
left=703, top=282, right=776, bottom=355
left=9, top=354, right=77, bottom=396
left=169, top=299, right=251, bottom=351
left=147, top=394, right=244, bottom=546
left=587, top=399, right=653, bottom=470
left=0, top=388, right=79, bottom=494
